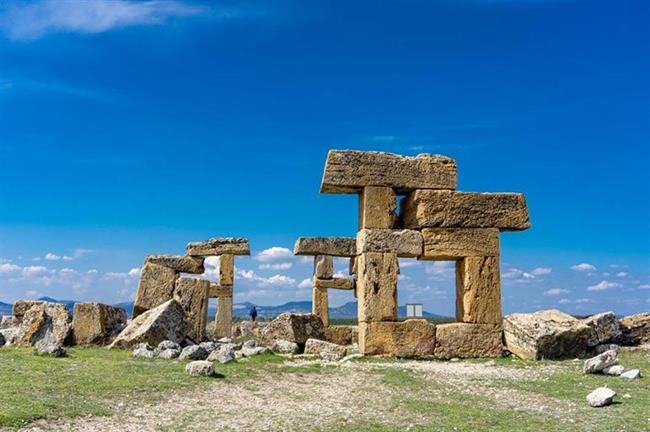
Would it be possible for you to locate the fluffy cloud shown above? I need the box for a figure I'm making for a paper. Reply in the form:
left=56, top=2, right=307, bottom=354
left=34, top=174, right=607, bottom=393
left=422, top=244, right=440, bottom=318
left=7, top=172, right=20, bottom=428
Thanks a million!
left=45, top=252, right=73, bottom=261
left=236, top=269, right=296, bottom=287
left=259, top=262, right=293, bottom=270
left=615, top=272, right=628, bottom=277
left=587, top=280, right=622, bottom=292
left=531, top=267, right=552, bottom=276
left=571, top=263, right=596, bottom=272
left=638, top=284, right=650, bottom=290
left=298, top=278, right=312, bottom=289
left=559, top=298, right=593, bottom=304
left=544, top=288, right=570, bottom=296
left=254, top=247, right=293, bottom=263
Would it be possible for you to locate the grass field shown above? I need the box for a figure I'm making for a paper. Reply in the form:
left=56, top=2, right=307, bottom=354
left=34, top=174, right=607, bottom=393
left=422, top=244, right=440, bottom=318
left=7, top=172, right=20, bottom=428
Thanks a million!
left=0, top=347, right=648, bottom=431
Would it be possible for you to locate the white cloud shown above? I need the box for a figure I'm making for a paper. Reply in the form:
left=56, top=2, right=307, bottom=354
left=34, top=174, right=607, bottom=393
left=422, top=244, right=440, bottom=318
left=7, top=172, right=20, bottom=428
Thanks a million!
left=0, top=263, right=21, bottom=274
left=236, top=269, right=296, bottom=287
left=425, top=261, right=454, bottom=275
left=638, top=284, right=650, bottom=290
left=254, top=247, right=293, bottom=263
left=259, top=262, right=293, bottom=270
left=44, top=252, right=73, bottom=261
left=587, top=280, right=623, bottom=292
left=0, top=0, right=206, bottom=41
left=367, top=135, right=397, bottom=142
left=615, top=272, right=628, bottom=277
left=559, top=298, right=593, bottom=304
left=571, top=263, right=596, bottom=272
left=127, top=267, right=141, bottom=278
left=531, top=267, right=552, bottom=276
left=298, top=278, right=312, bottom=289
left=544, top=288, right=570, bottom=296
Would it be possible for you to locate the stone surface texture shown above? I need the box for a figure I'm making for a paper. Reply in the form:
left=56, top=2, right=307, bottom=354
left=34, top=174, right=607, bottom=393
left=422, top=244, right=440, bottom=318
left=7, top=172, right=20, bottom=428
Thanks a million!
left=185, top=360, right=215, bottom=377
left=356, top=252, right=398, bottom=323
left=214, top=296, right=233, bottom=338
left=358, top=186, right=397, bottom=229
left=15, top=302, right=72, bottom=349
left=293, top=237, right=357, bottom=257
left=304, top=338, right=348, bottom=361
left=12, top=300, right=44, bottom=320
left=617, top=313, right=650, bottom=345
left=145, top=255, right=205, bottom=274
left=271, top=339, right=300, bottom=354
left=312, top=286, right=329, bottom=327
left=314, top=255, right=334, bottom=279
left=313, top=277, right=355, bottom=290
left=219, top=254, right=234, bottom=286
left=71, top=302, right=127, bottom=346
left=583, top=349, right=619, bottom=374
left=401, top=190, right=530, bottom=231
left=421, top=228, right=500, bottom=260
left=359, top=320, right=436, bottom=357
left=133, top=263, right=179, bottom=317
left=356, top=229, right=423, bottom=257
left=503, top=310, right=591, bottom=360
left=186, top=237, right=250, bottom=256
left=259, top=313, right=325, bottom=345
left=109, top=300, right=188, bottom=349
left=173, top=277, right=209, bottom=342
left=455, top=257, right=502, bottom=324
left=325, top=325, right=356, bottom=346
left=582, top=312, right=621, bottom=347
left=586, top=387, right=616, bottom=407
left=433, top=323, right=503, bottom=359
left=320, top=150, right=457, bottom=194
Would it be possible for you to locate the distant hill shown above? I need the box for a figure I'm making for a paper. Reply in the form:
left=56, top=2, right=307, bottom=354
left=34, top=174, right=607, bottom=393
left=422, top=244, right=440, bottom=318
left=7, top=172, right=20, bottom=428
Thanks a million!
left=0, top=302, right=12, bottom=316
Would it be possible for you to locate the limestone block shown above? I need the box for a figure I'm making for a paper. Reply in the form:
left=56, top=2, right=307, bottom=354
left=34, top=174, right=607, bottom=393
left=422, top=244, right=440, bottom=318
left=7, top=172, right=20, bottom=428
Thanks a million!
left=357, top=252, right=398, bottom=323
left=304, top=338, right=347, bottom=361
left=259, top=313, right=325, bottom=345
left=356, top=229, right=423, bottom=257
left=313, top=277, right=355, bottom=290
left=455, top=257, right=502, bottom=324
left=145, top=255, right=205, bottom=274
left=110, top=300, right=187, bottom=348
left=358, top=320, right=436, bottom=357
left=219, top=254, right=234, bottom=286
left=503, top=310, right=591, bottom=360
left=214, top=296, right=233, bottom=338
left=434, top=323, right=503, bottom=359
left=72, top=302, right=127, bottom=346
left=325, top=325, right=357, bottom=345
left=133, top=263, right=179, bottom=317
left=401, top=190, right=530, bottom=231
left=313, top=286, right=329, bottom=327
left=12, top=300, right=44, bottom=320
left=314, top=255, right=334, bottom=279
left=173, top=277, right=209, bottom=342
left=617, top=313, right=650, bottom=345
left=320, top=150, right=457, bottom=194
left=349, top=256, right=357, bottom=275
left=582, top=312, right=621, bottom=347
left=293, top=237, right=356, bottom=257
left=359, top=186, right=397, bottom=229
left=15, top=302, right=72, bottom=349
left=186, top=237, right=250, bottom=256
left=208, top=283, right=233, bottom=298
left=421, top=228, right=500, bottom=260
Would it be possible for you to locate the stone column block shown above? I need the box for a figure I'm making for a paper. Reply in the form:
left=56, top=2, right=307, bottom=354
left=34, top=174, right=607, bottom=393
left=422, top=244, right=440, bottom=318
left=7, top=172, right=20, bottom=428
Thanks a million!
left=358, top=186, right=397, bottom=229
left=357, top=252, right=398, bottom=323
left=433, top=323, right=503, bottom=359
left=358, top=320, right=436, bottom=356
left=314, top=255, right=334, bottom=279
left=133, top=263, right=179, bottom=317
left=220, top=254, right=234, bottom=286
left=214, top=296, right=233, bottom=338
left=313, top=286, right=329, bottom=327
left=173, top=277, right=210, bottom=342
left=421, top=228, right=499, bottom=260
left=455, top=256, right=502, bottom=324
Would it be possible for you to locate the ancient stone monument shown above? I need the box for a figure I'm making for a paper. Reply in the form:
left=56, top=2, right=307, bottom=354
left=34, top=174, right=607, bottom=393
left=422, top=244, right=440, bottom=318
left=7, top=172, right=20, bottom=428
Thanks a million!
left=132, top=237, right=250, bottom=341
left=295, top=150, right=530, bottom=357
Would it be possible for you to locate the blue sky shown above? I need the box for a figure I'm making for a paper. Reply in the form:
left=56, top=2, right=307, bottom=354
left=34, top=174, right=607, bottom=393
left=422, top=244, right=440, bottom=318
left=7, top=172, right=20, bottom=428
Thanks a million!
left=0, top=0, right=648, bottom=316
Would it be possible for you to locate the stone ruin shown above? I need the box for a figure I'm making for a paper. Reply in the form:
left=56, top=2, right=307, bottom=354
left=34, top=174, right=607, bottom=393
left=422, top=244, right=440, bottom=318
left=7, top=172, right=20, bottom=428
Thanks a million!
left=132, top=237, right=250, bottom=341
left=294, top=150, right=531, bottom=358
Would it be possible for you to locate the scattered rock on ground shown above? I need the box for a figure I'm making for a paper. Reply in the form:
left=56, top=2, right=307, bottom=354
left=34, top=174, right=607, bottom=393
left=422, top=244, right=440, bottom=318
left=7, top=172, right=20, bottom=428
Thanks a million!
left=260, top=313, right=325, bottom=346
left=503, top=309, right=591, bottom=360
left=242, top=339, right=257, bottom=349
left=109, top=300, right=188, bottom=349
left=133, top=343, right=156, bottom=358
left=179, top=345, right=209, bottom=361
left=271, top=339, right=300, bottom=354
left=0, top=327, right=18, bottom=346
left=158, top=340, right=181, bottom=351
left=304, top=338, right=347, bottom=361
left=0, top=315, right=18, bottom=329
left=586, top=387, right=616, bottom=407
left=620, top=369, right=641, bottom=379
left=582, top=312, right=621, bottom=347
left=207, top=349, right=235, bottom=364
left=158, top=348, right=181, bottom=359
left=241, top=346, right=269, bottom=357
left=603, top=365, right=625, bottom=376
left=15, top=302, right=72, bottom=349
left=185, top=360, right=215, bottom=377
left=595, top=343, right=620, bottom=354
left=218, top=337, right=233, bottom=343
left=583, top=349, right=618, bottom=374
left=71, top=302, right=127, bottom=346
left=617, top=313, right=650, bottom=346
left=38, top=343, right=67, bottom=357
left=199, top=341, right=219, bottom=354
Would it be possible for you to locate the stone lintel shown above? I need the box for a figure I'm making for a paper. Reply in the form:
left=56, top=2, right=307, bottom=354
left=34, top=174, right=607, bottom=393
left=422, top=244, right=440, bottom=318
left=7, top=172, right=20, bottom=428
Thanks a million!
left=209, top=283, right=233, bottom=298
left=186, top=237, right=250, bottom=256
left=293, top=237, right=356, bottom=257
left=420, top=228, right=500, bottom=260
left=356, top=229, right=423, bottom=258
left=145, top=255, right=205, bottom=274
left=313, top=277, right=355, bottom=290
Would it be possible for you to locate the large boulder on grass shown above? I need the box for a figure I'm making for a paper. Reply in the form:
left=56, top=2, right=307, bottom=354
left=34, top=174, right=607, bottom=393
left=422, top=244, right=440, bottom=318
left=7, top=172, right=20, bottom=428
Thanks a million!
left=259, top=313, right=325, bottom=346
left=304, top=338, right=347, bottom=361
left=582, top=312, right=621, bottom=347
left=503, top=309, right=591, bottom=360
left=617, top=313, right=650, bottom=346
left=72, top=302, right=127, bottom=346
left=109, top=300, right=188, bottom=349
left=14, top=302, right=72, bottom=349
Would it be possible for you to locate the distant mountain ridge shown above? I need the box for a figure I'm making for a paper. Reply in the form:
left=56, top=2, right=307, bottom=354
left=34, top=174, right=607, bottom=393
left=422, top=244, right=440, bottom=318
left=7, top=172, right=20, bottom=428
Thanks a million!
left=0, top=297, right=441, bottom=319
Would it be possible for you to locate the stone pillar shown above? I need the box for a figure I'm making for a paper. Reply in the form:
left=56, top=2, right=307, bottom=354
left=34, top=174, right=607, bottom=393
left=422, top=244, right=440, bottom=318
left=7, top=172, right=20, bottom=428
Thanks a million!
left=358, top=186, right=397, bottom=230
left=314, top=255, right=333, bottom=279
left=313, top=286, right=329, bottom=327
left=356, top=252, right=398, bottom=324
left=214, top=295, right=233, bottom=338
left=220, top=254, right=234, bottom=286
left=173, top=277, right=210, bottom=342
left=455, top=256, right=502, bottom=324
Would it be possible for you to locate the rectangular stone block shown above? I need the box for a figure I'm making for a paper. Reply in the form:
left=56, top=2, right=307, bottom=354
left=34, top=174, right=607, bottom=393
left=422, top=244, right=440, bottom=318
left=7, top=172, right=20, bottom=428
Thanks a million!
left=325, top=325, right=357, bottom=345
left=314, top=255, right=334, bottom=279
left=214, top=296, right=233, bottom=338
left=357, top=252, right=398, bottom=322
left=455, top=256, right=502, bottom=324
left=186, top=237, right=250, bottom=256
left=208, top=283, right=233, bottom=298
left=173, top=277, right=209, bottom=342
left=359, top=186, right=397, bottom=229
left=421, top=228, right=499, bottom=260
left=219, top=254, right=234, bottom=286
left=433, top=323, right=503, bottom=359
left=313, top=286, right=329, bottom=327
left=133, top=263, right=179, bottom=317
left=349, top=256, right=357, bottom=275
left=313, top=277, right=355, bottom=290
left=356, top=229, right=423, bottom=258
left=293, top=237, right=356, bottom=257
left=72, top=302, right=127, bottom=346
left=401, top=190, right=530, bottom=231
left=12, top=300, right=44, bottom=320
left=358, top=320, right=436, bottom=356
left=320, top=150, right=457, bottom=194
left=145, top=255, right=205, bottom=274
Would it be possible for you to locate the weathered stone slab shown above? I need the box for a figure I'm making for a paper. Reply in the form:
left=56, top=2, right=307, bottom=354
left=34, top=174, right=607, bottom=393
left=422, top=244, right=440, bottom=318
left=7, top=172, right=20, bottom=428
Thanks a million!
left=15, top=302, right=72, bottom=349
left=617, top=313, right=650, bottom=346
left=401, top=190, right=530, bottom=231
left=214, top=296, right=233, bottom=338
left=173, top=277, right=209, bottom=342
left=357, top=252, right=398, bottom=322
left=503, top=310, right=591, bottom=360
left=434, top=323, right=502, bottom=359
left=208, top=283, right=233, bottom=298
left=455, top=257, right=502, bottom=324
left=186, top=237, right=250, bottom=256
left=71, top=303, right=127, bottom=346
left=12, top=300, right=44, bottom=320
left=582, top=312, right=621, bottom=347
left=359, top=186, right=397, bottom=229
left=314, top=255, right=334, bottom=279
left=356, top=229, right=423, bottom=257
left=304, top=338, right=347, bottom=361
left=133, top=262, right=179, bottom=317
left=293, top=237, right=356, bottom=257
left=110, top=300, right=188, bottom=349
left=325, top=325, right=357, bottom=345
left=320, top=150, right=457, bottom=194
left=421, top=228, right=500, bottom=260
left=312, top=286, right=329, bottom=327
left=219, top=254, right=234, bottom=286
left=259, top=313, right=325, bottom=345
left=313, top=277, right=355, bottom=290
left=359, top=320, right=436, bottom=356
left=145, top=255, right=205, bottom=274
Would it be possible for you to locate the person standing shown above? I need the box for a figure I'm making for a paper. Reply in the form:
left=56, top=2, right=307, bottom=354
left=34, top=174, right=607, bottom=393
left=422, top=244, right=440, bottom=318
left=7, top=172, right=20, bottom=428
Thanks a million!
left=249, top=305, right=258, bottom=322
